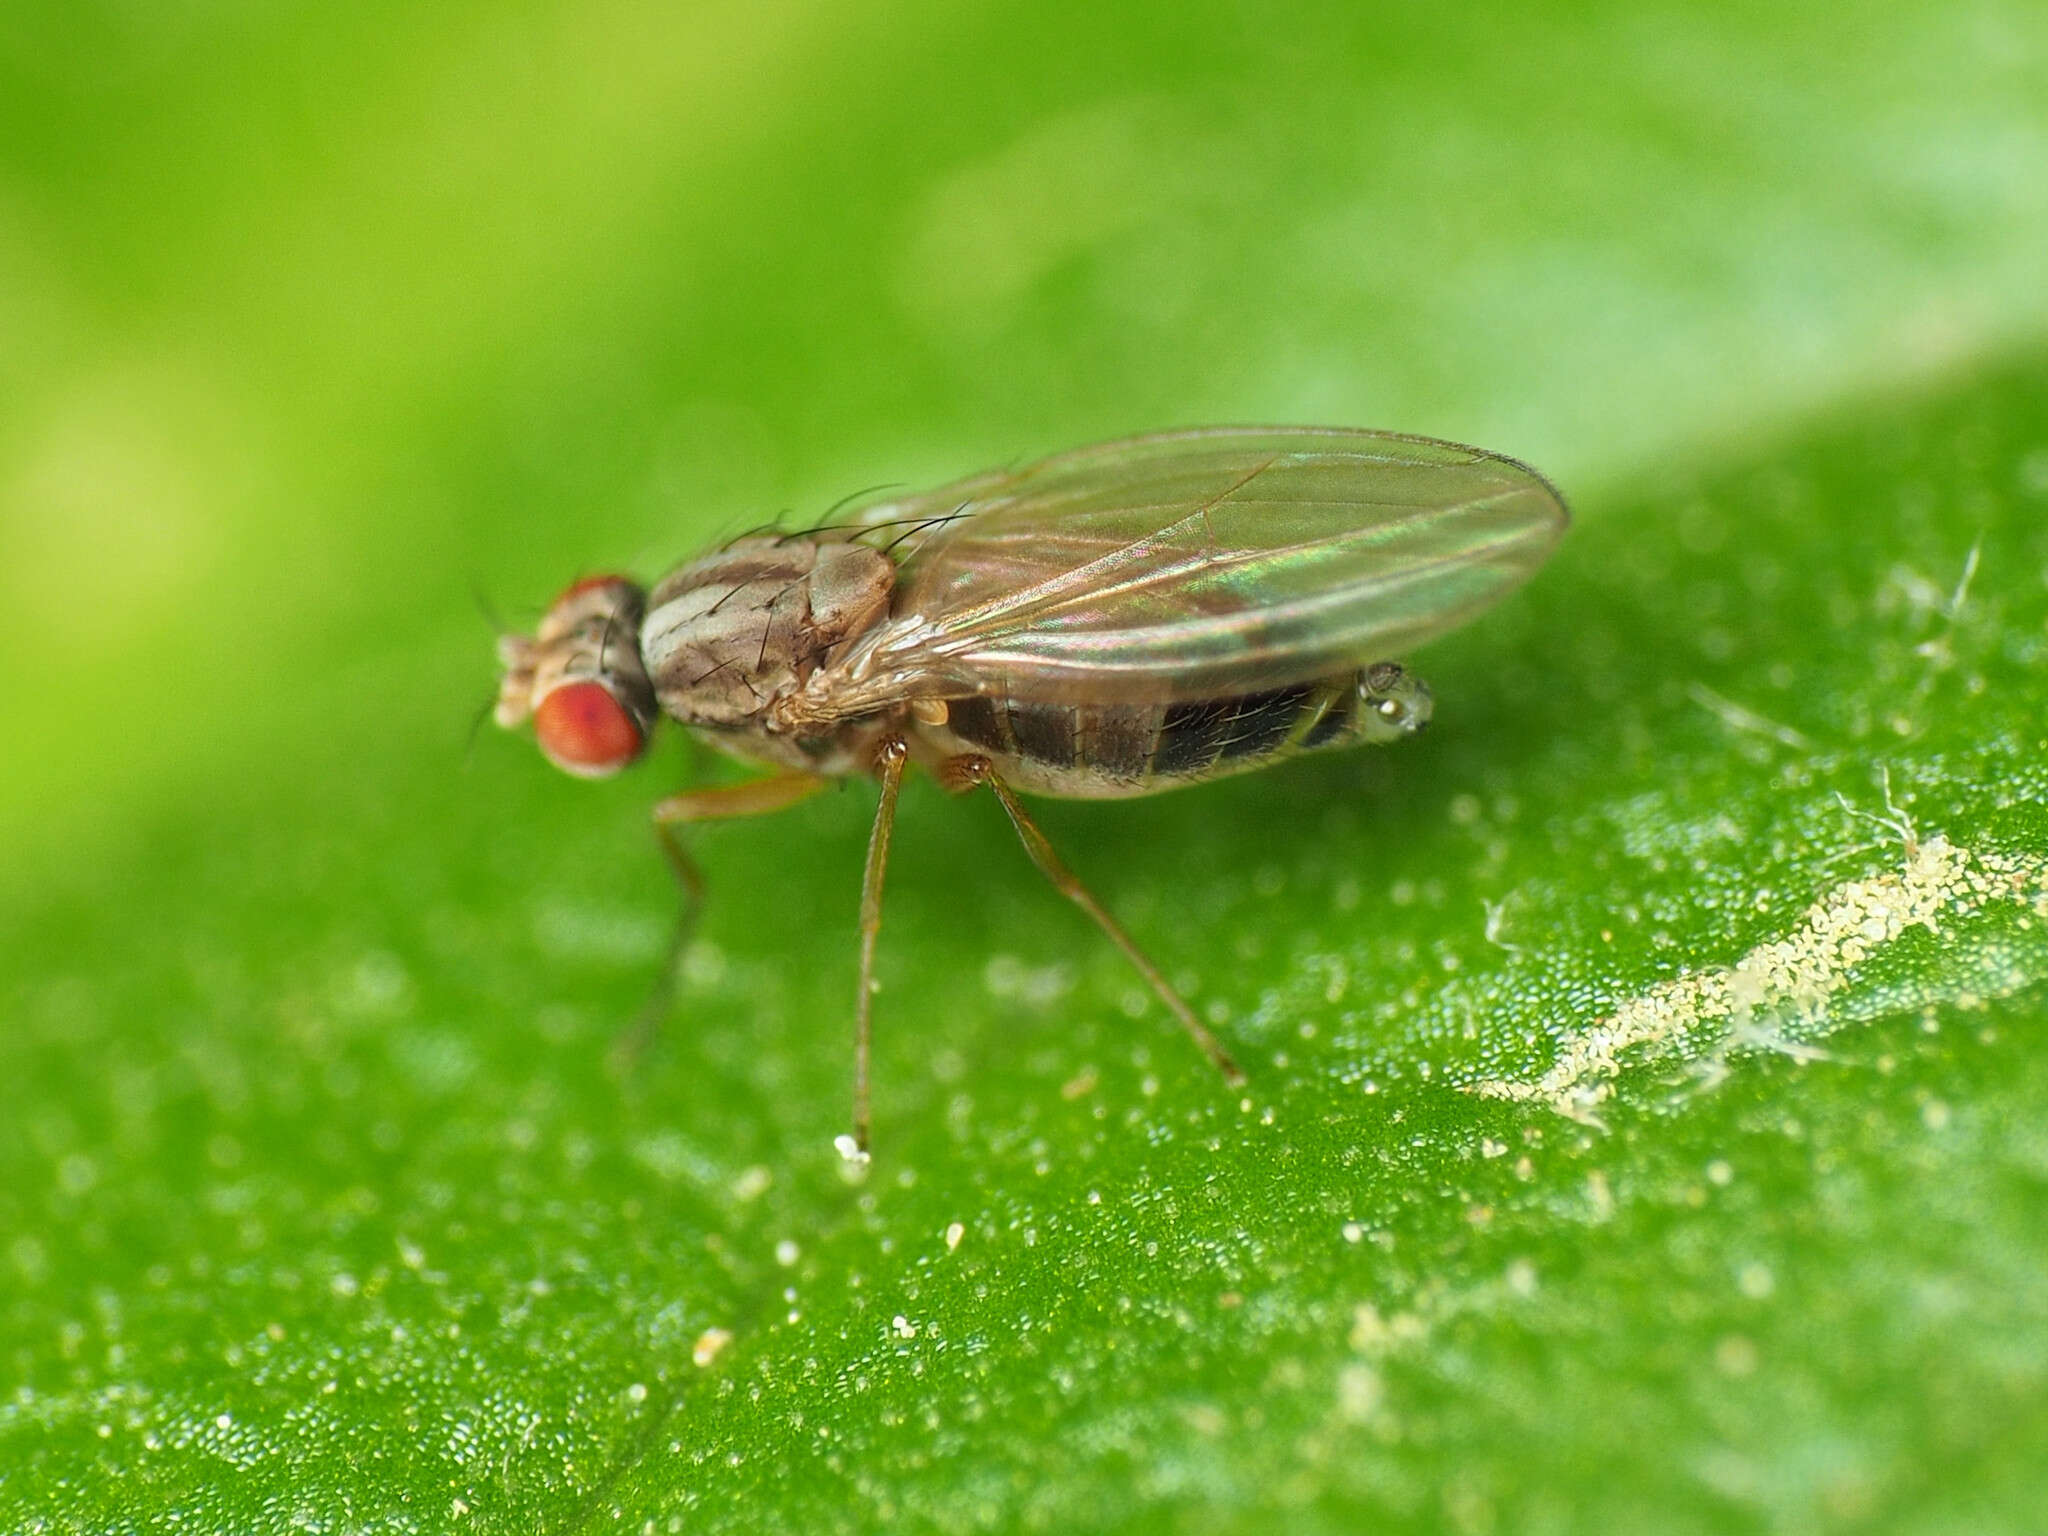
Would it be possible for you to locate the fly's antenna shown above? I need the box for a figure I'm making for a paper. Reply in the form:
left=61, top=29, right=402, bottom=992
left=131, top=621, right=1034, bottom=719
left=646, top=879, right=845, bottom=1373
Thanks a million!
left=466, top=577, right=516, bottom=771
left=462, top=689, right=500, bottom=769
left=469, top=577, right=511, bottom=637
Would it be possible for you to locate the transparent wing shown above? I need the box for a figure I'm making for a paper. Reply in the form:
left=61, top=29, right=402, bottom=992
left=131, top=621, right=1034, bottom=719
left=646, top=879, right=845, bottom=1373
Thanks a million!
left=836, top=427, right=1567, bottom=709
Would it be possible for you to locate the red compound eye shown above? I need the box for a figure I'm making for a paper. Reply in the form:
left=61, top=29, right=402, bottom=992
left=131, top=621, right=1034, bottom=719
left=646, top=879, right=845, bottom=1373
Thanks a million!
left=534, top=681, right=645, bottom=777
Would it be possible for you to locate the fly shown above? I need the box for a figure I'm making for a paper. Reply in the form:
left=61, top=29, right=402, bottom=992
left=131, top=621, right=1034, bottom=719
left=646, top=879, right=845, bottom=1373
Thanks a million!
left=493, top=427, right=1568, bottom=1158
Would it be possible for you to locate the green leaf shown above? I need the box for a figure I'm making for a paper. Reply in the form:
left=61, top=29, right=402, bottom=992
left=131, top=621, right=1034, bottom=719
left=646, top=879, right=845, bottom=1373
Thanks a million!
left=4, top=2, right=2047, bottom=1531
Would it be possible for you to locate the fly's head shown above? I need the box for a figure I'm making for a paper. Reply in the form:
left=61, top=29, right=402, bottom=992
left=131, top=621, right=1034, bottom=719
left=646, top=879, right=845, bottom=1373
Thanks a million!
left=495, top=574, right=657, bottom=778
left=1356, top=661, right=1433, bottom=744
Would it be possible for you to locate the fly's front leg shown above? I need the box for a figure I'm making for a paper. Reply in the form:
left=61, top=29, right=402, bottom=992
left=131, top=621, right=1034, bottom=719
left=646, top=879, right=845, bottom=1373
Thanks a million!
left=846, top=734, right=910, bottom=1163
left=942, top=755, right=1247, bottom=1087
left=612, top=771, right=831, bottom=1068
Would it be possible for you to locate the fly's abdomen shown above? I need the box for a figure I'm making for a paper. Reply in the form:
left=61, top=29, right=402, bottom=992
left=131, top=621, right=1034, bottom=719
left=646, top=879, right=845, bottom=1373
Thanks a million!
left=919, top=663, right=1430, bottom=800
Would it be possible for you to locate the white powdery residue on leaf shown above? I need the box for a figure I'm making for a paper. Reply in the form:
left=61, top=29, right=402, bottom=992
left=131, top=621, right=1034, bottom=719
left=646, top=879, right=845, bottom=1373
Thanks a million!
left=1471, top=836, right=2048, bottom=1119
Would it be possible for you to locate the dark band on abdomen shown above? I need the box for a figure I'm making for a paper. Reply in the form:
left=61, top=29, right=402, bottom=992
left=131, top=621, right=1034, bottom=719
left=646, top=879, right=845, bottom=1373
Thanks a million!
left=946, top=694, right=1157, bottom=780
left=1155, top=684, right=1319, bottom=775
left=939, top=677, right=1358, bottom=786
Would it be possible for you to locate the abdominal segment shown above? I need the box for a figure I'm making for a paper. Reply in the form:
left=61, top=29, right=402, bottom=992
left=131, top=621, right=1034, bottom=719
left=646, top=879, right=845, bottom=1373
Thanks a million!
left=918, top=672, right=1374, bottom=800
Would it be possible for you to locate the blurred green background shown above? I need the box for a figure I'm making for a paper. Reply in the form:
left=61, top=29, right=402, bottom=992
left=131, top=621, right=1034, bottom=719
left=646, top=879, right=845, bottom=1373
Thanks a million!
left=4, top=1, right=2047, bottom=1530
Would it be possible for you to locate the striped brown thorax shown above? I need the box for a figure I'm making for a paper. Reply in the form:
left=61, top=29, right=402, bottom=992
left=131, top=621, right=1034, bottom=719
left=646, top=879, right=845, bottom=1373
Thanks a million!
left=640, top=536, right=895, bottom=725
left=639, top=534, right=898, bottom=775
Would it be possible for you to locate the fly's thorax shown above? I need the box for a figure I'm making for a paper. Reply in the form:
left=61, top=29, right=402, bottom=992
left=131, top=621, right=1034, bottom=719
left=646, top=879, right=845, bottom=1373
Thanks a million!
left=640, top=535, right=896, bottom=730
left=495, top=575, right=657, bottom=777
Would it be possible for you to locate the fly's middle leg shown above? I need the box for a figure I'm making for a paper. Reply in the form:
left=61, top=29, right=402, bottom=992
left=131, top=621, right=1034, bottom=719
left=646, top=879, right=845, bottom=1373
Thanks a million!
left=941, top=754, right=1247, bottom=1088
left=848, top=734, right=911, bottom=1162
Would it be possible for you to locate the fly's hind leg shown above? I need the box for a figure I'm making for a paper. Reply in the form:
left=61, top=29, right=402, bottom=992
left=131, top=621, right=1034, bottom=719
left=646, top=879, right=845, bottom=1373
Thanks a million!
left=611, top=771, right=831, bottom=1069
left=942, top=754, right=1247, bottom=1087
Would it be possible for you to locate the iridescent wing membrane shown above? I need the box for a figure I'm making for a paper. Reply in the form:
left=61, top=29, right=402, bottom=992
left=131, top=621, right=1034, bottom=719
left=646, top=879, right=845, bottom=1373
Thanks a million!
left=836, top=427, right=1566, bottom=711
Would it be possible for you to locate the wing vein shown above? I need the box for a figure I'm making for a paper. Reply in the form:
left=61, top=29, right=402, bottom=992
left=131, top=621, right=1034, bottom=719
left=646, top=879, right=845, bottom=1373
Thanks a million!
left=822, top=428, right=1564, bottom=711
